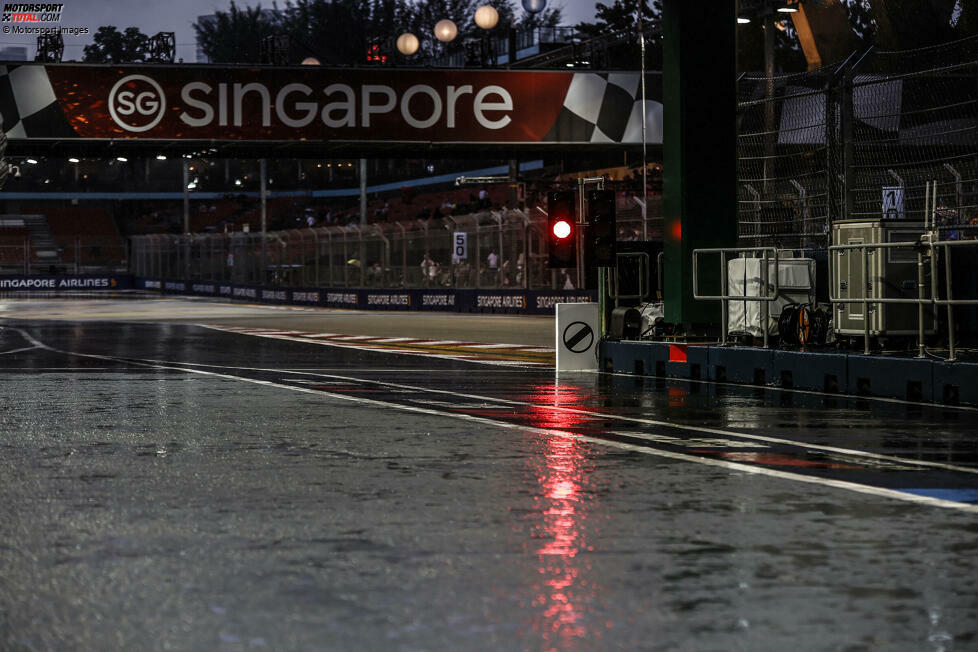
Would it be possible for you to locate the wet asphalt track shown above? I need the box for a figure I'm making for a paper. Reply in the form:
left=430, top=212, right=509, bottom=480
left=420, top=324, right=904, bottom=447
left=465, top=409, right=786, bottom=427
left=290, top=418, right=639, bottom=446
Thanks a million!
left=1, top=298, right=978, bottom=651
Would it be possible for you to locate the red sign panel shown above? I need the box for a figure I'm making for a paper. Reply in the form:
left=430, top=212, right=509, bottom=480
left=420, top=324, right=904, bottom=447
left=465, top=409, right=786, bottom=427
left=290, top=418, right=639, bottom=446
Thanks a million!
left=43, top=66, right=574, bottom=142
left=1, top=64, right=659, bottom=145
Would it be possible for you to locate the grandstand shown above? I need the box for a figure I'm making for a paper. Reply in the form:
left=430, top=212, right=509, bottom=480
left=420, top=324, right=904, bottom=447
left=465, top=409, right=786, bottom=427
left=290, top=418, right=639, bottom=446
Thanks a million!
left=0, top=206, right=128, bottom=273
left=0, top=223, right=33, bottom=271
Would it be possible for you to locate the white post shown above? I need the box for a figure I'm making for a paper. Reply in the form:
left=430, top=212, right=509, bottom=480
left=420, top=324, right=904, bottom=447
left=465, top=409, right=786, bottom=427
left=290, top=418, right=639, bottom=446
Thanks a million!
left=359, top=158, right=368, bottom=226
left=260, top=158, right=267, bottom=281
left=638, top=6, right=648, bottom=240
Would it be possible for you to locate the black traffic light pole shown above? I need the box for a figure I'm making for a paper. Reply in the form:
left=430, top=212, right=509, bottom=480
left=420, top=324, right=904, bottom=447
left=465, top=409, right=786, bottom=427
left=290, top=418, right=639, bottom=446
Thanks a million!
left=576, top=176, right=608, bottom=335
left=575, top=177, right=605, bottom=290
left=549, top=181, right=616, bottom=337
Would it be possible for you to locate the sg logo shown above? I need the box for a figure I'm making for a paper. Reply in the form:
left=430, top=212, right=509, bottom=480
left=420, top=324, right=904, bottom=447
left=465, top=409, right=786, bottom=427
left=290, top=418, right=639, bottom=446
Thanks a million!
left=108, top=74, right=166, bottom=132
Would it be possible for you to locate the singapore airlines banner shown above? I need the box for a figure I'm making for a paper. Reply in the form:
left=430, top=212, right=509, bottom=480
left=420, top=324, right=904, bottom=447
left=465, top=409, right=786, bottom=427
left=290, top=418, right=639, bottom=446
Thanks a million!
left=0, top=63, right=663, bottom=145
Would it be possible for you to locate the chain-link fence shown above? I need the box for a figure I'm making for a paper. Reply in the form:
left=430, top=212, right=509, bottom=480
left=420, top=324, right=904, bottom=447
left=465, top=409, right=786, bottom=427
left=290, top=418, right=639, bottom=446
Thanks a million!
left=738, top=35, right=978, bottom=248
left=738, top=62, right=841, bottom=248
left=133, top=210, right=546, bottom=289
left=131, top=201, right=654, bottom=290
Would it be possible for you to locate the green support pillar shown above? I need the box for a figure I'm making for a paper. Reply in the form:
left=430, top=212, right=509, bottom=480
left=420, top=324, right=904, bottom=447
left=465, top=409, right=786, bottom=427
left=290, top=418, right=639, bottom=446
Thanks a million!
left=662, top=0, right=738, bottom=330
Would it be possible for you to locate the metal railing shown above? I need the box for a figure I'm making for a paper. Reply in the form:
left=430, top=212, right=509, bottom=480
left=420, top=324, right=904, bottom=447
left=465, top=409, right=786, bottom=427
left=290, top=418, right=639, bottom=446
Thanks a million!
left=610, top=251, right=650, bottom=306
left=829, top=237, right=978, bottom=361
left=657, top=251, right=664, bottom=299
left=932, top=240, right=978, bottom=362
left=692, top=247, right=782, bottom=348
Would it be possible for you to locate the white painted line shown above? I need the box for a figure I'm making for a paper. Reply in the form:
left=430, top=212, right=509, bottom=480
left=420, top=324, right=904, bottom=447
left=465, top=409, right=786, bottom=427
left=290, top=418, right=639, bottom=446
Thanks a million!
left=15, top=327, right=978, bottom=516
left=0, top=345, right=40, bottom=355
left=37, top=321, right=977, bottom=480
left=171, top=357, right=978, bottom=478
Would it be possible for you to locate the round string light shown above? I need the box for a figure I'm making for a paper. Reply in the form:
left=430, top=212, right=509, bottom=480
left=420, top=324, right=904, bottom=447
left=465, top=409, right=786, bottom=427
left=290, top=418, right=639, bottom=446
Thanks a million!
left=434, top=19, right=458, bottom=42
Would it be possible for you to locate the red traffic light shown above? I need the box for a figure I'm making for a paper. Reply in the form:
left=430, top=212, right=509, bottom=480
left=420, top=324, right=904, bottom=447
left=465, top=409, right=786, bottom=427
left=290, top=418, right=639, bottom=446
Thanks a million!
left=547, top=190, right=576, bottom=268
left=552, top=219, right=573, bottom=239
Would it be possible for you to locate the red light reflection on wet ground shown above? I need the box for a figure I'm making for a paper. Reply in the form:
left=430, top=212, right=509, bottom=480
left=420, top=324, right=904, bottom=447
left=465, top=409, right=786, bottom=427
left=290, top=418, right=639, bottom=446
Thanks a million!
left=526, top=429, right=600, bottom=650
left=519, top=382, right=592, bottom=408
left=668, top=386, right=687, bottom=408
left=516, top=382, right=607, bottom=432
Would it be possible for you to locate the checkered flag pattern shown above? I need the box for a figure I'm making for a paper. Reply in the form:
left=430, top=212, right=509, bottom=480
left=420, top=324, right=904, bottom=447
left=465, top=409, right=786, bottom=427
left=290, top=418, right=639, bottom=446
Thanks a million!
left=544, top=72, right=662, bottom=144
left=0, top=64, right=75, bottom=139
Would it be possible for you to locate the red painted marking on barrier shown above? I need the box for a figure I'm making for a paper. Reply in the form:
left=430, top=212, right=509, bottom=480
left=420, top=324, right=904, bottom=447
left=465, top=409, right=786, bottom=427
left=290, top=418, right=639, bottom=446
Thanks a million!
left=669, top=345, right=687, bottom=362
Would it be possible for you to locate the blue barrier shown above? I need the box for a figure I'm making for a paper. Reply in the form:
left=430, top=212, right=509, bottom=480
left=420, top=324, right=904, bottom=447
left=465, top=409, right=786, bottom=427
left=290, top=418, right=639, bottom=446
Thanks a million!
left=135, top=277, right=595, bottom=315
left=0, top=274, right=132, bottom=290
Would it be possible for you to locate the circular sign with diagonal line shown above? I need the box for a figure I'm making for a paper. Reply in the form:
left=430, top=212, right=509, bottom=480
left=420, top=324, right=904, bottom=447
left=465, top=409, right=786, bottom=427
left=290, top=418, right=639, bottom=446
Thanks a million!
left=562, top=321, right=594, bottom=354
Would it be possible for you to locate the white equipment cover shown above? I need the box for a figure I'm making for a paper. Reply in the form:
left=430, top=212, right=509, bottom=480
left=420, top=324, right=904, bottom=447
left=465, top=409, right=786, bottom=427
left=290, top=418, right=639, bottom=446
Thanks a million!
left=727, top=257, right=815, bottom=337
left=638, top=301, right=665, bottom=338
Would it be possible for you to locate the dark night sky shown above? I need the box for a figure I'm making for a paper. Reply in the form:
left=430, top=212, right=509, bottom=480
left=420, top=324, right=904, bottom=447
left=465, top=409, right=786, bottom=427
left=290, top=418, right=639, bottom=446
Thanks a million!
left=1, top=0, right=595, bottom=62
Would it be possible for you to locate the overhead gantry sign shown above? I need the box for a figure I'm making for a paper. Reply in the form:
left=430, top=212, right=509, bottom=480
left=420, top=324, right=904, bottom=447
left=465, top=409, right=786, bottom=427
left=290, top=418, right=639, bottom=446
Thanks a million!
left=0, top=63, right=663, bottom=155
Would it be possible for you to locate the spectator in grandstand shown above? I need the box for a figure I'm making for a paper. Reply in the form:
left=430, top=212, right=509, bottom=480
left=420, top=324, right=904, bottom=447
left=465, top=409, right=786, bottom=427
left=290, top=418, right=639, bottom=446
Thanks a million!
left=478, top=186, right=490, bottom=209
left=619, top=227, right=639, bottom=242
left=561, top=270, right=574, bottom=290
left=421, top=252, right=435, bottom=287
left=367, top=261, right=383, bottom=286
left=486, top=249, right=499, bottom=283
left=937, top=202, right=961, bottom=240
left=453, top=260, right=471, bottom=287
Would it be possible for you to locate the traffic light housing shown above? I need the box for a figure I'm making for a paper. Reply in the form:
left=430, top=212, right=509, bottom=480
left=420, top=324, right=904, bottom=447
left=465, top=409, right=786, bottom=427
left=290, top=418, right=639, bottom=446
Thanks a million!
left=587, top=189, right=616, bottom=267
left=547, top=191, right=576, bottom=268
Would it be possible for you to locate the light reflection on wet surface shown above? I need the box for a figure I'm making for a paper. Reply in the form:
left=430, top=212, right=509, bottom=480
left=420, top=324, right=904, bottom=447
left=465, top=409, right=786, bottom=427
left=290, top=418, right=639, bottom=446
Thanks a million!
left=531, top=436, right=591, bottom=649
left=1, top=320, right=978, bottom=650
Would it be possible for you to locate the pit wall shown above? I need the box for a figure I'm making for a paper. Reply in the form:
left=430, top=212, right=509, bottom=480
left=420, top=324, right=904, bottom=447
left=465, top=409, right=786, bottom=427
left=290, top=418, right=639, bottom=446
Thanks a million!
left=134, top=277, right=596, bottom=315
left=600, top=340, right=978, bottom=407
